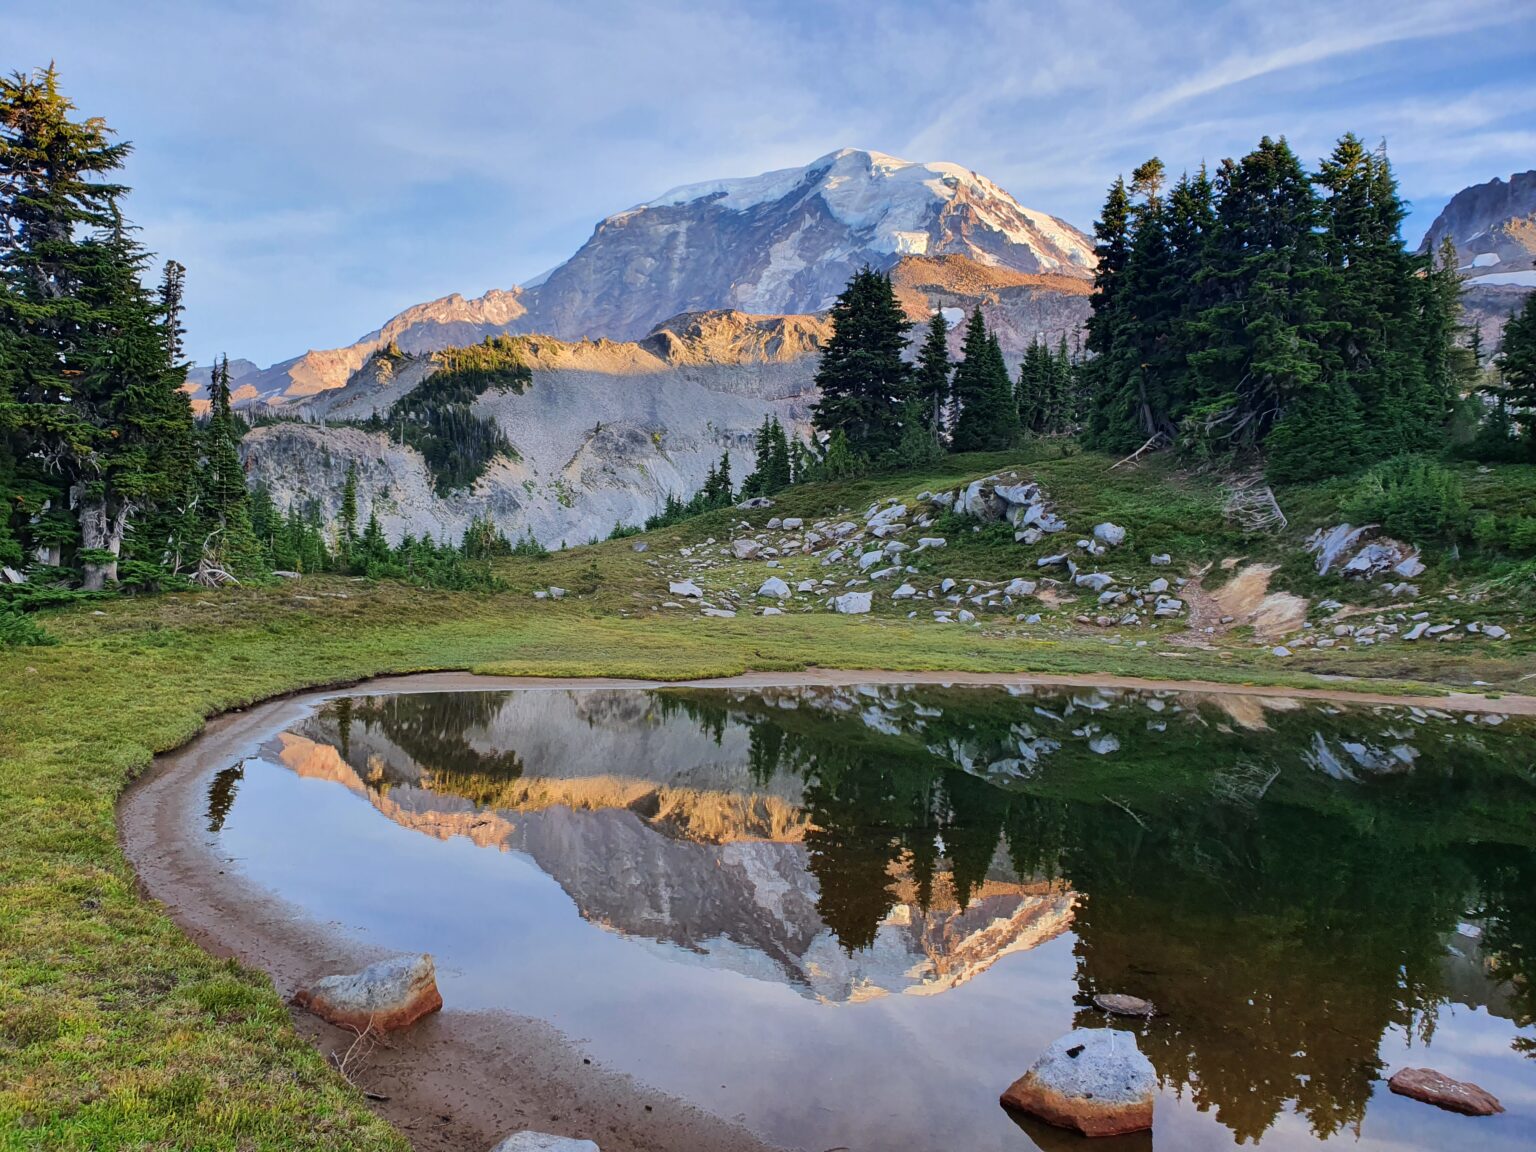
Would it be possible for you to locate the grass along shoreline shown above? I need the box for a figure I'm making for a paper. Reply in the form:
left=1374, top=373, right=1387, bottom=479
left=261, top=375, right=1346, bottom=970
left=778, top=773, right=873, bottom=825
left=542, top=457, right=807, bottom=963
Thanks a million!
left=4, top=453, right=1534, bottom=1149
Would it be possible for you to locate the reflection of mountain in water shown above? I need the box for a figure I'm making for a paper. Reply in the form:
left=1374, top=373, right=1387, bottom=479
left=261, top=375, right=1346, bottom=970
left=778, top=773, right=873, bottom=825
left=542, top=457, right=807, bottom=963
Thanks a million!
left=256, top=685, right=1536, bottom=1143
left=273, top=693, right=1074, bottom=1003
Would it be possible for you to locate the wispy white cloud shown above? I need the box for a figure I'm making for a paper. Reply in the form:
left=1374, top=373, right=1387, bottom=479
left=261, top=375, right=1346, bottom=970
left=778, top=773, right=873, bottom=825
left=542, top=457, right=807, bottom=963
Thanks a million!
left=6, top=0, right=1534, bottom=362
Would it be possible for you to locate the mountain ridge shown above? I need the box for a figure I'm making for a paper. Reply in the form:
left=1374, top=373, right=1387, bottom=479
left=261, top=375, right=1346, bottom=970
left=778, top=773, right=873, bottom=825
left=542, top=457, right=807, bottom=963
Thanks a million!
left=193, top=148, right=1094, bottom=406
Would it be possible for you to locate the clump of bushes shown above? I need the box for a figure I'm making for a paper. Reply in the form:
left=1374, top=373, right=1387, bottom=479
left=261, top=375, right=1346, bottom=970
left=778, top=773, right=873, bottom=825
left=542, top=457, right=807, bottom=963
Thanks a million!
left=1473, top=513, right=1536, bottom=555
left=0, top=604, right=55, bottom=648
left=364, top=337, right=532, bottom=496
left=1343, top=455, right=1468, bottom=543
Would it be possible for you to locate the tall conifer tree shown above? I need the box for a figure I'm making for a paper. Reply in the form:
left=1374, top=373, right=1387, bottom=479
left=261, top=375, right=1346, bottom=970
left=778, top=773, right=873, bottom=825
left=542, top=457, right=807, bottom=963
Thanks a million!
left=914, top=310, right=953, bottom=446
left=0, top=66, right=198, bottom=587
left=811, top=268, right=912, bottom=458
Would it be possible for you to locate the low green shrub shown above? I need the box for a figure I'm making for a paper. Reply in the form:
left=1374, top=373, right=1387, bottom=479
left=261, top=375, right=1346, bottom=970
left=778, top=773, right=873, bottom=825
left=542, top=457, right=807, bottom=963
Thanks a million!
left=1342, top=455, right=1468, bottom=543
left=0, top=604, right=55, bottom=648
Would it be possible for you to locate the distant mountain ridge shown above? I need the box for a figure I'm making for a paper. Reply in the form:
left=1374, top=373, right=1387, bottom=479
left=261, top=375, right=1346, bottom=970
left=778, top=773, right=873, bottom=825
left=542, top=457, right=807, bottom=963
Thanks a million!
left=1419, top=170, right=1536, bottom=276
left=522, top=147, right=1094, bottom=342
left=192, top=148, right=1094, bottom=406
left=1418, top=170, right=1536, bottom=352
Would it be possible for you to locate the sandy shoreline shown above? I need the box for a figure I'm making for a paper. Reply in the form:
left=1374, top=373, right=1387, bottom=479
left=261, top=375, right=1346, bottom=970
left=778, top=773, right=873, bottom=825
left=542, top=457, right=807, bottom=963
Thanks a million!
left=117, top=669, right=1536, bottom=1152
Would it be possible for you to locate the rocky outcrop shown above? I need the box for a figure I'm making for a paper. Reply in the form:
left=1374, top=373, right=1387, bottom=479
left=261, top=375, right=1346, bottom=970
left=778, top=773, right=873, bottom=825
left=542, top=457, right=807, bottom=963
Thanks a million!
left=1387, top=1067, right=1504, bottom=1116
left=292, top=953, right=443, bottom=1033
left=1419, top=171, right=1536, bottom=275
left=1000, top=1028, right=1156, bottom=1137
left=889, top=255, right=1092, bottom=358
left=240, top=312, right=830, bottom=547
left=1306, top=524, right=1422, bottom=579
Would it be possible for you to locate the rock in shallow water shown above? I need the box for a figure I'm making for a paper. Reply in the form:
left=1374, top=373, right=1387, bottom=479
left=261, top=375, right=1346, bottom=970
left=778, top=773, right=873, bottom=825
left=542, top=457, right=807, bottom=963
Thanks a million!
left=292, top=953, right=442, bottom=1033
left=1093, top=993, right=1157, bottom=1017
left=1000, top=1028, right=1155, bottom=1137
left=1387, top=1068, right=1503, bottom=1116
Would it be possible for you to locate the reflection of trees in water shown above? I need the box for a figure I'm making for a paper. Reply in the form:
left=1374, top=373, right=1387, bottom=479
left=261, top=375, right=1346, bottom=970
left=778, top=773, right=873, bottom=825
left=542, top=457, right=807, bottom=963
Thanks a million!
left=659, top=685, right=1536, bottom=1142
left=1469, top=844, right=1536, bottom=1056
left=205, top=760, right=245, bottom=833
left=319, top=692, right=526, bottom=783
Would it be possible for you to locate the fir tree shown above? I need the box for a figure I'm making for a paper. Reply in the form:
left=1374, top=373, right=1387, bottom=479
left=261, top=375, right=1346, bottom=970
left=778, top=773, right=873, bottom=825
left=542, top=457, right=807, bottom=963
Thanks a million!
left=1498, top=293, right=1536, bottom=458
left=337, top=463, right=359, bottom=567
left=0, top=66, right=198, bottom=588
left=1016, top=338, right=1049, bottom=433
left=1314, top=136, right=1443, bottom=461
left=741, top=416, right=793, bottom=496
left=1190, top=137, right=1339, bottom=470
left=159, top=259, right=187, bottom=368
left=1081, top=177, right=1133, bottom=446
left=951, top=311, right=1016, bottom=451
left=811, top=268, right=912, bottom=457
left=201, top=354, right=261, bottom=575
left=914, top=310, right=952, bottom=446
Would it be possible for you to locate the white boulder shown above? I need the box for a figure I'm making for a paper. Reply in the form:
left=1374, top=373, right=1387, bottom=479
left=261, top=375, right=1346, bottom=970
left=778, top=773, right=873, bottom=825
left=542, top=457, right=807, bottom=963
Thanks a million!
left=834, top=591, right=873, bottom=614
left=756, top=577, right=791, bottom=599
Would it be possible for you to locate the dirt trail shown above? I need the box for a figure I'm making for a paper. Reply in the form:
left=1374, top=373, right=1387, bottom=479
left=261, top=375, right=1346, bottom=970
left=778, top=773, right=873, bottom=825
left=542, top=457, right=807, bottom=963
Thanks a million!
left=1182, top=561, right=1309, bottom=640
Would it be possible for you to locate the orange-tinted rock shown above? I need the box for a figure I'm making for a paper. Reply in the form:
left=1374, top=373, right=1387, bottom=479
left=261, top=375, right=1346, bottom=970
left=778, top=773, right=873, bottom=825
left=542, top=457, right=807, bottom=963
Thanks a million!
left=293, top=953, right=442, bottom=1033
left=1388, top=1068, right=1504, bottom=1116
left=1000, top=1029, right=1155, bottom=1137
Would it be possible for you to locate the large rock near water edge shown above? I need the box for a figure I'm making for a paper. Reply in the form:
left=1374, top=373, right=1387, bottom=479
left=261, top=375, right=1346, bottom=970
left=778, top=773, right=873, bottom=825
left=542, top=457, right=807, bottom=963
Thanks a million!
left=1387, top=1067, right=1504, bottom=1116
left=490, top=1133, right=601, bottom=1152
left=292, top=953, right=442, bottom=1033
left=1000, top=1028, right=1155, bottom=1137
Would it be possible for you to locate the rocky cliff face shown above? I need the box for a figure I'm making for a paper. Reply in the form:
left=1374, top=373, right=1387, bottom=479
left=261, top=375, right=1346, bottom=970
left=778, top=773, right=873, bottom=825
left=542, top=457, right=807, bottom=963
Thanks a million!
left=1420, top=170, right=1536, bottom=275
left=241, top=311, right=830, bottom=547
left=1419, top=171, right=1536, bottom=353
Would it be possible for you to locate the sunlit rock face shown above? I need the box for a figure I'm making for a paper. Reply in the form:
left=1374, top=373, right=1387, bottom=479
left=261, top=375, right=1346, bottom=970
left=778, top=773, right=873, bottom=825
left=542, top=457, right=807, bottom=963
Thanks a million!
left=1418, top=170, right=1536, bottom=352
left=239, top=311, right=829, bottom=548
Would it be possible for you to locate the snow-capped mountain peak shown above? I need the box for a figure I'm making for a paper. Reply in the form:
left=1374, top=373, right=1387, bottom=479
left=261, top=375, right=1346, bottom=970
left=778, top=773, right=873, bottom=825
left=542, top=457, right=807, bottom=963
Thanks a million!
left=637, top=147, right=1093, bottom=275
left=508, top=147, right=1093, bottom=340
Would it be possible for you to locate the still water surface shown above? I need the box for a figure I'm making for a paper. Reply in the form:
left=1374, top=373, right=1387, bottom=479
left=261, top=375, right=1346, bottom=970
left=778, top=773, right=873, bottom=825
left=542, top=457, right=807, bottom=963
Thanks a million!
left=207, top=684, right=1536, bottom=1151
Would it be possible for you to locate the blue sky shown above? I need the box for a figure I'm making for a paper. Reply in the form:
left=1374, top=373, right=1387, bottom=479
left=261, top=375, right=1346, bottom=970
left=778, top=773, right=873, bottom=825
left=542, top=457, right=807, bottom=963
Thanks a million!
left=9, top=0, right=1535, bottom=365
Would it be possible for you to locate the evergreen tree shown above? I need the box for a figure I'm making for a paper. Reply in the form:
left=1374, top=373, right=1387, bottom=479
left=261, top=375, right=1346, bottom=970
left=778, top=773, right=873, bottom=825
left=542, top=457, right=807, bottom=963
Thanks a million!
left=741, top=416, right=793, bottom=496
left=1082, top=177, right=1133, bottom=446
left=951, top=311, right=1016, bottom=451
left=0, top=66, right=198, bottom=588
left=914, top=310, right=953, bottom=445
left=1314, top=136, right=1443, bottom=461
left=1048, top=336, right=1075, bottom=433
left=159, top=259, right=186, bottom=367
left=201, top=354, right=261, bottom=575
left=1189, top=137, right=1341, bottom=472
left=1498, top=293, right=1536, bottom=458
left=811, top=268, right=912, bottom=457
left=338, top=463, right=359, bottom=565
left=1016, top=338, right=1049, bottom=433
